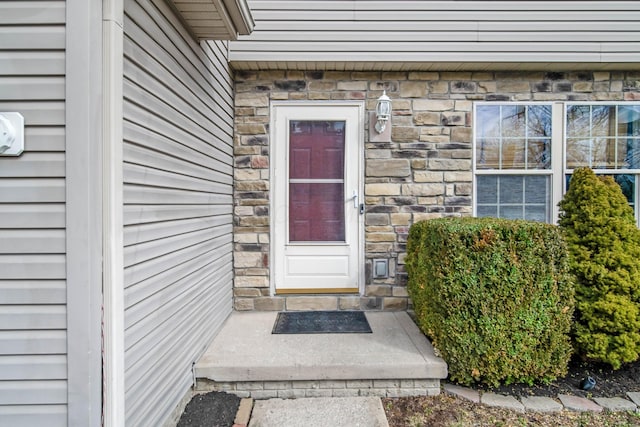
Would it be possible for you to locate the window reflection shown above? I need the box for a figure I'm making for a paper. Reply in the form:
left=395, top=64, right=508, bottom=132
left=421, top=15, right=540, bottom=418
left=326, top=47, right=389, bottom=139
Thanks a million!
left=566, top=105, right=640, bottom=170
left=476, top=105, right=551, bottom=170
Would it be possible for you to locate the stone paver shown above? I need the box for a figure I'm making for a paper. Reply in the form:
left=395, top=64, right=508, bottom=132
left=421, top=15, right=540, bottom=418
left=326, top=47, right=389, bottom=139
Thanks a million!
left=593, top=397, right=637, bottom=412
left=443, top=384, right=480, bottom=403
left=481, top=393, right=525, bottom=413
left=558, top=394, right=603, bottom=412
left=233, top=398, right=253, bottom=427
left=627, top=392, right=640, bottom=407
left=520, top=396, right=563, bottom=413
left=248, top=397, right=388, bottom=427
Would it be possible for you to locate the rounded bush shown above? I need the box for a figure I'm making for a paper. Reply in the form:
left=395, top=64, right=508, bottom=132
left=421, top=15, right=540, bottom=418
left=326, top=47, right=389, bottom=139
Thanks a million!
left=406, top=217, right=574, bottom=387
left=558, top=167, right=640, bottom=368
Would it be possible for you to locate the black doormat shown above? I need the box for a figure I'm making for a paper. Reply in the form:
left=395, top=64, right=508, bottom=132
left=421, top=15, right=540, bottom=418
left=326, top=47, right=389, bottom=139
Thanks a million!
left=272, top=310, right=372, bottom=334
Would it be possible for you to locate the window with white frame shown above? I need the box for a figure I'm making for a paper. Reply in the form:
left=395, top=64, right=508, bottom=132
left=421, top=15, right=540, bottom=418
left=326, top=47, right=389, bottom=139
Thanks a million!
left=474, top=104, right=553, bottom=222
left=473, top=102, right=640, bottom=225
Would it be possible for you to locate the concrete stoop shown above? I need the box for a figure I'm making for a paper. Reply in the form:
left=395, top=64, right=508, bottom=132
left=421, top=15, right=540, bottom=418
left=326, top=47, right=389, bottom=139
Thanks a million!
left=194, top=311, right=447, bottom=399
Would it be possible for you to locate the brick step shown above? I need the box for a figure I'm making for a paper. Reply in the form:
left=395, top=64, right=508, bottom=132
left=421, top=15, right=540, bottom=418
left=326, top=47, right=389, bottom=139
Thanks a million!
left=194, top=311, right=447, bottom=399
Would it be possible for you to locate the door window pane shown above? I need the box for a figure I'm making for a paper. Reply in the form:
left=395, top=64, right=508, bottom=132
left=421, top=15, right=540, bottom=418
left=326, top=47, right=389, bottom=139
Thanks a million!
left=289, top=121, right=345, bottom=179
left=289, top=183, right=345, bottom=242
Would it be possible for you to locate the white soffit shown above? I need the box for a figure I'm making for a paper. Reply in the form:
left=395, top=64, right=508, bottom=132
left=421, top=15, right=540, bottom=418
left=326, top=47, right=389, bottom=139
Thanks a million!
left=170, top=0, right=254, bottom=40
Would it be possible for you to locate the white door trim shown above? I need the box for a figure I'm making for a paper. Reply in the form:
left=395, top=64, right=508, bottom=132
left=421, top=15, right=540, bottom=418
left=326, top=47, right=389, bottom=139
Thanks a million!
left=269, top=101, right=365, bottom=295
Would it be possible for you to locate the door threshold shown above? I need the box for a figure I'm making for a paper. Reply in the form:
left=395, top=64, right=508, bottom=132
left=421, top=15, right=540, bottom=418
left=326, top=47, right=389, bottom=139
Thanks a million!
left=276, top=288, right=359, bottom=295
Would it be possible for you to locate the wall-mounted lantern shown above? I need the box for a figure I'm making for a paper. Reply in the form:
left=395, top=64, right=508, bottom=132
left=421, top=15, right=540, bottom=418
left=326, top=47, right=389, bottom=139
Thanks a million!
left=374, top=90, right=392, bottom=134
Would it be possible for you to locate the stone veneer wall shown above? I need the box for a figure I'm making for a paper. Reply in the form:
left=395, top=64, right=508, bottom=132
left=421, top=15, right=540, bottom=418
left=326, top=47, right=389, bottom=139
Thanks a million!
left=232, top=70, right=640, bottom=312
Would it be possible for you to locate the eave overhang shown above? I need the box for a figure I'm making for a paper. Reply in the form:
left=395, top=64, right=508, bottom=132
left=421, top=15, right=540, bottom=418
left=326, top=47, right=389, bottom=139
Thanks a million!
left=170, top=0, right=254, bottom=41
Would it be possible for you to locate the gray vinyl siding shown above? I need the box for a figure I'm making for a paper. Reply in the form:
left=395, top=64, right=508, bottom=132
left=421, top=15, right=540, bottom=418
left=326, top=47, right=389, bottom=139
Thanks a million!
left=229, top=0, right=640, bottom=70
left=0, top=1, right=67, bottom=426
left=123, top=0, right=234, bottom=426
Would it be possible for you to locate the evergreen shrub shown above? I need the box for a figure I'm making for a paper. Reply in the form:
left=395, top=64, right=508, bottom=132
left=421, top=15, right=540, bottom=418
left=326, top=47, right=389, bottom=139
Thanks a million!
left=558, top=167, right=640, bottom=368
left=406, top=217, right=574, bottom=387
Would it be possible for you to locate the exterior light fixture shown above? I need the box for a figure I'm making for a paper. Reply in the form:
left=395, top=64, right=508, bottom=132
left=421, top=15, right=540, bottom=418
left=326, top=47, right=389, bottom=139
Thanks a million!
left=375, top=90, right=392, bottom=134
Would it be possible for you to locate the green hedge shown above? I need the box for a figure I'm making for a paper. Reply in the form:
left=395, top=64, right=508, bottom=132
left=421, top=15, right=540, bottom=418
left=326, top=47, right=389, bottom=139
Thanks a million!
left=406, top=217, right=575, bottom=387
left=559, top=168, right=640, bottom=368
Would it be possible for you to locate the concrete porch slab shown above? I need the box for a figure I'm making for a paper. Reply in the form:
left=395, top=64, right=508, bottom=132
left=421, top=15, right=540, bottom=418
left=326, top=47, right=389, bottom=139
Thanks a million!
left=195, top=311, right=447, bottom=385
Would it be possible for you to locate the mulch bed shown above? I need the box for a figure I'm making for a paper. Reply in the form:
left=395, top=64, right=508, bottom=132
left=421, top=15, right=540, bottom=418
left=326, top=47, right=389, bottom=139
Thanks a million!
left=468, top=356, right=640, bottom=398
left=177, top=391, right=240, bottom=427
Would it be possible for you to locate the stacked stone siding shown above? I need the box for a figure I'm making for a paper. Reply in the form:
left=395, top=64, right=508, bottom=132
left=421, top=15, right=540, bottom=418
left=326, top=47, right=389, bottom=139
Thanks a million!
left=233, top=70, right=640, bottom=311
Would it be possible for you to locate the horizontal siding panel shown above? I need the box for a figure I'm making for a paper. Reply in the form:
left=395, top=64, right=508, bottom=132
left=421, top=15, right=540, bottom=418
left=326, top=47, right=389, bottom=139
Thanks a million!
left=123, top=137, right=233, bottom=183
left=124, top=121, right=232, bottom=174
left=126, top=278, right=231, bottom=422
left=253, top=9, right=640, bottom=22
left=123, top=223, right=232, bottom=267
left=124, top=204, right=231, bottom=225
left=0, top=102, right=64, bottom=126
left=0, top=152, right=65, bottom=177
left=0, top=355, right=66, bottom=380
left=250, top=20, right=640, bottom=33
left=0, top=51, right=65, bottom=76
left=1, top=0, right=68, bottom=419
left=0, top=27, right=65, bottom=50
left=232, top=41, right=607, bottom=53
left=123, top=163, right=231, bottom=195
left=122, top=38, right=233, bottom=121
left=0, top=280, right=66, bottom=305
left=0, top=229, right=65, bottom=254
left=0, top=2, right=65, bottom=25
left=0, top=204, right=65, bottom=229
left=231, top=0, right=640, bottom=68
left=126, top=281, right=231, bottom=425
left=123, top=184, right=233, bottom=205
left=124, top=233, right=231, bottom=288
left=124, top=80, right=232, bottom=157
left=253, top=1, right=640, bottom=12
left=123, top=0, right=234, bottom=424
left=0, top=77, right=64, bottom=100
left=129, top=373, right=192, bottom=427
left=0, top=305, right=66, bottom=330
left=124, top=215, right=231, bottom=246
left=125, top=250, right=231, bottom=308
left=0, top=381, right=66, bottom=405
left=231, top=50, right=606, bottom=63
left=238, top=30, right=640, bottom=43
left=123, top=44, right=233, bottom=134
left=125, top=272, right=231, bottom=382
left=0, top=330, right=66, bottom=355
left=0, top=178, right=65, bottom=203
left=0, top=255, right=65, bottom=280
left=125, top=262, right=231, bottom=344
left=125, top=1, right=234, bottom=104
left=124, top=102, right=233, bottom=164
left=0, top=405, right=66, bottom=427
left=24, top=127, right=65, bottom=152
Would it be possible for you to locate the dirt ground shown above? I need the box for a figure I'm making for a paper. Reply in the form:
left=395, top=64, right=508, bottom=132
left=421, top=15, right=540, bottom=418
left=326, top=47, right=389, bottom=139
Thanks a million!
left=384, top=358, right=640, bottom=427
left=383, top=394, right=640, bottom=427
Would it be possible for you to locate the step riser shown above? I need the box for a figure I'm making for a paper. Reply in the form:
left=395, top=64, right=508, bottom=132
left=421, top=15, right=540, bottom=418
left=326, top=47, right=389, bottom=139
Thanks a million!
left=196, top=378, right=441, bottom=400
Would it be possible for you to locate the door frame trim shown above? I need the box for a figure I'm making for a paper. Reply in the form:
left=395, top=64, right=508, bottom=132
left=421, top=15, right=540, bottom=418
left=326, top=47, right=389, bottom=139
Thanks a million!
left=269, top=101, right=365, bottom=296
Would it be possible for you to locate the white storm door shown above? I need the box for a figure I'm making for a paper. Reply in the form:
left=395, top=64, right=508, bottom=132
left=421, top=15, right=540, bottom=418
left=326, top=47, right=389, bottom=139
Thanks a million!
left=272, top=103, right=363, bottom=293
